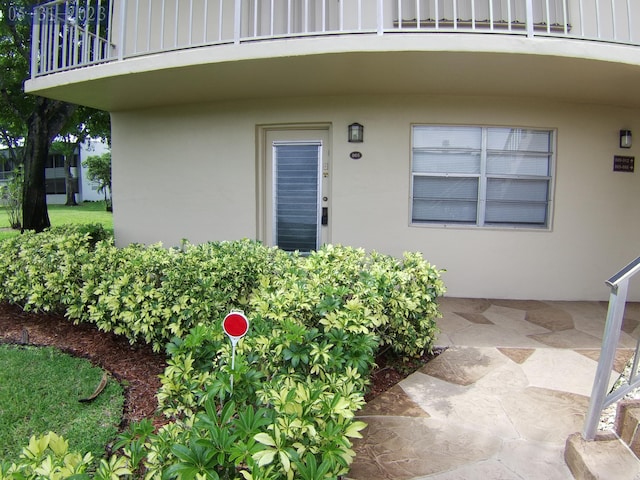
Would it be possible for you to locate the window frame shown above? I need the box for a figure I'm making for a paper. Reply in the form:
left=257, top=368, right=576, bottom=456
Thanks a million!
left=410, top=124, right=556, bottom=230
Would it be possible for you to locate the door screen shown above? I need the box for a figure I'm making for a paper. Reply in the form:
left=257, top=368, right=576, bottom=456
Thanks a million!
left=273, top=142, right=322, bottom=252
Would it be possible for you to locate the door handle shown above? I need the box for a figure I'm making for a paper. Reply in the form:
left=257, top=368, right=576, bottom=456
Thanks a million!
left=322, top=207, right=328, bottom=226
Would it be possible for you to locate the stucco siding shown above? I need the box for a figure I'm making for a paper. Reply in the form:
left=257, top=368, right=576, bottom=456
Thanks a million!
left=111, top=94, right=640, bottom=301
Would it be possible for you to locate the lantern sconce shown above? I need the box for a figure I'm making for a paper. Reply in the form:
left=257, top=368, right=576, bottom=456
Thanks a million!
left=348, top=123, right=364, bottom=143
left=620, top=129, right=632, bottom=149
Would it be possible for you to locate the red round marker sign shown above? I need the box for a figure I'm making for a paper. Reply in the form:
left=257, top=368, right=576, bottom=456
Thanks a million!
left=223, top=312, right=249, bottom=339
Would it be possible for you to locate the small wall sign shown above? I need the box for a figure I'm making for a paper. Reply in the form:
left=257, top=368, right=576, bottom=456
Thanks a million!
left=350, top=151, right=362, bottom=160
left=613, top=155, right=635, bottom=172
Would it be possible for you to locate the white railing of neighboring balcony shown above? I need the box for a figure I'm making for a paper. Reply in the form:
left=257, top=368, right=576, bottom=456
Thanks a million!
left=30, top=0, right=640, bottom=78
left=582, top=256, right=640, bottom=441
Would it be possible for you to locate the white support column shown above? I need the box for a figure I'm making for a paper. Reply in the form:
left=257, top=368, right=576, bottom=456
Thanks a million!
left=377, top=0, right=384, bottom=35
left=188, top=0, right=194, bottom=46
left=160, top=0, right=166, bottom=50
left=82, top=2, right=90, bottom=64
left=234, top=0, right=242, bottom=44
left=611, top=0, right=616, bottom=41
left=174, top=0, right=179, bottom=48
left=525, top=0, right=534, bottom=37
left=119, top=0, right=127, bottom=60
left=628, top=0, right=633, bottom=43
left=31, top=4, right=42, bottom=77
left=595, top=0, right=601, bottom=38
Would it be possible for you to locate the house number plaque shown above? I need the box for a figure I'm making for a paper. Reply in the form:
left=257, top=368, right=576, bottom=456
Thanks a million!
left=613, top=156, right=634, bottom=172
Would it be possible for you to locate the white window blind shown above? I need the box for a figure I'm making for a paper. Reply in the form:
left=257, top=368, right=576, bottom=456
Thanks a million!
left=412, top=125, right=554, bottom=228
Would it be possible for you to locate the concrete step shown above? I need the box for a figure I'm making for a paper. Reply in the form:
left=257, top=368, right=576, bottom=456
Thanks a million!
left=565, top=432, right=640, bottom=480
left=616, top=400, right=640, bottom=458
left=565, top=400, right=640, bottom=480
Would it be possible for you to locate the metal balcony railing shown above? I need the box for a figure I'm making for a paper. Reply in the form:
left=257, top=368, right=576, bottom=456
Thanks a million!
left=583, top=256, right=640, bottom=441
left=30, top=0, right=640, bottom=78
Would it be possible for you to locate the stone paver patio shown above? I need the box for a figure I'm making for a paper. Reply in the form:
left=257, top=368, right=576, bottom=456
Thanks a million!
left=348, top=298, right=640, bottom=479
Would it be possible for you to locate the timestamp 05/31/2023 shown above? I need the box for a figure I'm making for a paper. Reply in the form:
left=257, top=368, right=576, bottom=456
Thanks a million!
left=5, top=2, right=109, bottom=26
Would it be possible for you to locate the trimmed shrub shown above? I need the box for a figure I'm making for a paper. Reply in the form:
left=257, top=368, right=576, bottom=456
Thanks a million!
left=0, top=432, right=130, bottom=480
left=0, top=230, right=445, bottom=356
left=0, top=229, right=94, bottom=313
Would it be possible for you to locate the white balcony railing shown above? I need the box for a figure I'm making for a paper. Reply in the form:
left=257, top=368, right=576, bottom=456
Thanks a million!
left=31, top=0, right=640, bottom=78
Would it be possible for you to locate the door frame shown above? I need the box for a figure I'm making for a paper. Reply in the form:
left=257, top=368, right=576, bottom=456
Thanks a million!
left=256, top=124, right=332, bottom=249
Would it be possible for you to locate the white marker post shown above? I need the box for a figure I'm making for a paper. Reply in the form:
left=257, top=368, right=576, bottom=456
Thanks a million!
left=222, top=310, right=249, bottom=393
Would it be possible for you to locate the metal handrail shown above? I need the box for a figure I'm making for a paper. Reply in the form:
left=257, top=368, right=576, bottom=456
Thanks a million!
left=583, top=256, right=640, bottom=440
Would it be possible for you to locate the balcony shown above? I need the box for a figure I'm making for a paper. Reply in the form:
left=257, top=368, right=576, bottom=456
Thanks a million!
left=26, top=1, right=640, bottom=110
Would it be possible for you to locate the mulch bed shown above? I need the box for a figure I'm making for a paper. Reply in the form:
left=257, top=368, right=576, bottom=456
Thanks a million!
left=0, top=302, right=166, bottom=428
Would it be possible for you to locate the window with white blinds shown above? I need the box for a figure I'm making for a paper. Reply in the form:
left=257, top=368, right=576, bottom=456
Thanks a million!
left=411, top=126, right=554, bottom=228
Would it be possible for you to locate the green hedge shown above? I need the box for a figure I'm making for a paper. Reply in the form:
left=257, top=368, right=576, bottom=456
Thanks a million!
left=0, top=227, right=444, bottom=358
left=0, top=226, right=445, bottom=479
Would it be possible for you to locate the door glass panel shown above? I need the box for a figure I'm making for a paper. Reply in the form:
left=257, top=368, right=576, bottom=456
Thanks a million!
left=274, top=143, right=320, bottom=252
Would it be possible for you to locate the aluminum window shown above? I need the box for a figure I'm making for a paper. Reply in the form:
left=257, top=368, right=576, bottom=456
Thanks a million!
left=411, top=125, right=554, bottom=228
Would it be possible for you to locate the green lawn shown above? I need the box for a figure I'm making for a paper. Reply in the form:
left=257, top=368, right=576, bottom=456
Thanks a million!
left=0, top=201, right=113, bottom=241
left=0, top=344, right=124, bottom=463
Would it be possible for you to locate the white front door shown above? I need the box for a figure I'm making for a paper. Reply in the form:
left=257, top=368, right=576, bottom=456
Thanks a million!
left=262, top=128, right=330, bottom=252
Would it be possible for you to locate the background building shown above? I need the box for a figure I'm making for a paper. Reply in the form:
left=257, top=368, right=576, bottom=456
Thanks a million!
left=1, top=139, right=110, bottom=204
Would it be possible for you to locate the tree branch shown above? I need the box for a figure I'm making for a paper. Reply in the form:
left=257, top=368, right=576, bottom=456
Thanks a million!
left=0, top=88, right=28, bottom=123
left=1, top=10, right=30, bottom=63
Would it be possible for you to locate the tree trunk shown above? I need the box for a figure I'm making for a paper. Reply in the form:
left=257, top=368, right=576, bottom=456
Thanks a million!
left=64, top=152, right=77, bottom=206
left=22, top=110, right=51, bottom=232
left=106, top=187, right=112, bottom=212
left=22, top=97, right=77, bottom=232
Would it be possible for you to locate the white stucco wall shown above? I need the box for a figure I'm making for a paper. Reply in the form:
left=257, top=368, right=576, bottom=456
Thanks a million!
left=111, top=94, right=640, bottom=301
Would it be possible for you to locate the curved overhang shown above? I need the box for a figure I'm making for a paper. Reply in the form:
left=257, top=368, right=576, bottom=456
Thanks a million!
left=24, top=33, right=640, bottom=111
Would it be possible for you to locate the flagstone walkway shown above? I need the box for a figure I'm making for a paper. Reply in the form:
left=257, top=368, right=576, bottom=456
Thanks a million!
left=348, top=298, right=640, bottom=479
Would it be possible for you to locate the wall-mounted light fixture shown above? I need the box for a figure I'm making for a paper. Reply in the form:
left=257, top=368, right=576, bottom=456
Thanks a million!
left=620, top=129, right=632, bottom=149
left=348, top=123, right=364, bottom=143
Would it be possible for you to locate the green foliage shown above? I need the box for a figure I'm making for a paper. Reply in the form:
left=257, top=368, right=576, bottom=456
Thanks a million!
left=0, top=229, right=91, bottom=313
left=0, top=231, right=444, bottom=355
left=48, top=223, right=111, bottom=246
left=0, top=166, right=22, bottom=229
left=142, top=344, right=369, bottom=479
left=0, top=229, right=446, bottom=479
left=0, top=1, right=33, bottom=137
left=0, top=432, right=94, bottom=480
left=65, top=239, right=285, bottom=351
left=82, top=152, right=112, bottom=209
left=0, top=432, right=131, bottom=480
